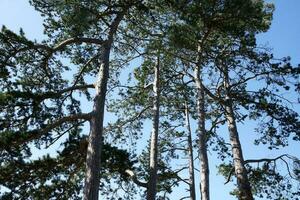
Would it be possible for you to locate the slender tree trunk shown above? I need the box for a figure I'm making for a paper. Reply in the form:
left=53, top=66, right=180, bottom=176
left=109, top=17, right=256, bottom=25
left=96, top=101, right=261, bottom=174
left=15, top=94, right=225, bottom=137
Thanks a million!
left=147, top=56, right=160, bottom=200
left=223, top=66, right=253, bottom=200
left=194, top=69, right=210, bottom=200
left=194, top=45, right=210, bottom=200
left=184, top=101, right=196, bottom=200
left=83, top=12, right=125, bottom=200
left=83, top=45, right=110, bottom=200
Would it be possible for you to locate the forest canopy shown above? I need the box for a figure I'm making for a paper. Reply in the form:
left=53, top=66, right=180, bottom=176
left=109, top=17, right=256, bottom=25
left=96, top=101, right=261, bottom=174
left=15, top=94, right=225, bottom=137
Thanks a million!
left=0, top=0, right=299, bottom=200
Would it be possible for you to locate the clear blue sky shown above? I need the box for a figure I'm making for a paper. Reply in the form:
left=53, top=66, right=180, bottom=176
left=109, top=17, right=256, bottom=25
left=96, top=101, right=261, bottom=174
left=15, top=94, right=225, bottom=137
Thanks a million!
left=0, top=1, right=299, bottom=199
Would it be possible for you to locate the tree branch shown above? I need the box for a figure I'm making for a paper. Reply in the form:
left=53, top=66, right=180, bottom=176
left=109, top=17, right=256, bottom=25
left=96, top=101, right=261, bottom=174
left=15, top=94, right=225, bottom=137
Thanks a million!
left=244, top=154, right=289, bottom=164
left=245, top=154, right=300, bottom=180
left=52, top=37, right=105, bottom=51
left=125, top=169, right=148, bottom=188
left=2, top=113, right=92, bottom=148
left=4, top=84, right=95, bottom=102
left=224, top=167, right=235, bottom=185
left=105, top=105, right=151, bottom=132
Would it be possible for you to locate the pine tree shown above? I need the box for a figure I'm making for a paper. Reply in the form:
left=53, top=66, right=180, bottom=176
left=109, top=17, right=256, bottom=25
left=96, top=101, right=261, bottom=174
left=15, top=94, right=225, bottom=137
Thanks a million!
left=1, top=1, right=299, bottom=199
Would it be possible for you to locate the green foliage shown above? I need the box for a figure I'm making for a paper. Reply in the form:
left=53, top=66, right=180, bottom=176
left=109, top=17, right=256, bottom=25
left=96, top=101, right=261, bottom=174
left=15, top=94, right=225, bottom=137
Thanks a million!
left=0, top=135, right=136, bottom=199
left=0, top=0, right=299, bottom=199
left=218, top=158, right=300, bottom=200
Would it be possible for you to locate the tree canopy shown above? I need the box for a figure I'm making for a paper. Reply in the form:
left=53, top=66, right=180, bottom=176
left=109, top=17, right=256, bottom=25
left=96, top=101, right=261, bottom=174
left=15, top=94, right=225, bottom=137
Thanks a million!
left=0, top=0, right=299, bottom=200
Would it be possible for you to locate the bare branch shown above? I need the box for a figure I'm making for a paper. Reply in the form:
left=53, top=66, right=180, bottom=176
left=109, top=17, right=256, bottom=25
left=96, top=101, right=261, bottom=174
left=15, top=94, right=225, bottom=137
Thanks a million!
left=105, top=105, right=151, bottom=132
left=125, top=169, right=148, bottom=188
left=179, top=196, right=190, bottom=200
left=244, top=154, right=289, bottom=164
left=245, top=154, right=300, bottom=180
left=52, top=37, right=105, bottom=51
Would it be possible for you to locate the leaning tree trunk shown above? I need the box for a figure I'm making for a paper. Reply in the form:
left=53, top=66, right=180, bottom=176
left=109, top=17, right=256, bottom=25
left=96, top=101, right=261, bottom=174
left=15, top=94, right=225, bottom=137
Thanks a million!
left=194, top=65, right=210, bottom=200
left=83, top=12, right=125, bottom=200
left=184, top=101, right=196, bottom=200
left=223, top=66, right=253, bottom=200
left=147, top=56, right=160, bottom=200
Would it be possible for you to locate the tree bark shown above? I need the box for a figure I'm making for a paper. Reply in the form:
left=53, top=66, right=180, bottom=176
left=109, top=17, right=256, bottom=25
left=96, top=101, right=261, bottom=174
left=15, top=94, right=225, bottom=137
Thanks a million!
left=147, top=56, right=160, bottom=200
left=83, top=46, right=110, bottom=200
left=184, top=101, right=196, bottom=200
left=194, top=43, right=210, bottom=200
left=83, top=11, right=125, bottom=200
left=194, top=65, right=210, bottom=200
left=223, top=66, right=254, bottom=200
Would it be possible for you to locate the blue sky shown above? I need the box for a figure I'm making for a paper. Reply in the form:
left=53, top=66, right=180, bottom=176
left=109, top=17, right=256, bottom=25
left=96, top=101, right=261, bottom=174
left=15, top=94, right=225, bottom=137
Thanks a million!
left=0, top=0, right=299, bottom=199
left=258, top=0, right=300, bottom=64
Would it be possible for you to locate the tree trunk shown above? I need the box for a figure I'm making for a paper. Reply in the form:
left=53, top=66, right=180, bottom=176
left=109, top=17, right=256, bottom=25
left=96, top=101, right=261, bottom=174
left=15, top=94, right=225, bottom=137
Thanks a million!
left=184, top=101, right=196, bottom=200
left=83, top=12, right=125, bottom=200
left=83, top=45, right=110, bottom=200
left=223, top=66, right=253, bottom=200
left=147, top=56, right=160, bottom=200
left=194, top=65, right=210, bottom=200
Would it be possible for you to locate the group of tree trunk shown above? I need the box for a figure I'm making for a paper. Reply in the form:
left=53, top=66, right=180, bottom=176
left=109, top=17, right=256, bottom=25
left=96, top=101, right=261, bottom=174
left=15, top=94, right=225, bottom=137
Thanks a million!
left=0, top=0, right=300, bottom=200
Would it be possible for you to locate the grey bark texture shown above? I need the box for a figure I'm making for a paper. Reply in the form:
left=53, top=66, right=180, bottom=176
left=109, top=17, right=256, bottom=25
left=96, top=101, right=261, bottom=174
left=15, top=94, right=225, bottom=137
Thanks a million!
left=184, top=101, right=196, bottom=200
left=147, top=56, right=160, bottom=200
left=194, top=66, right=210, bottom=200
left=83, top=11, right=125, bottom=200
left=223, top=66, right=254, bottom=200
left=83, top=46, right=110, bottom=200
left=195, top=44, right=210, bottom=200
